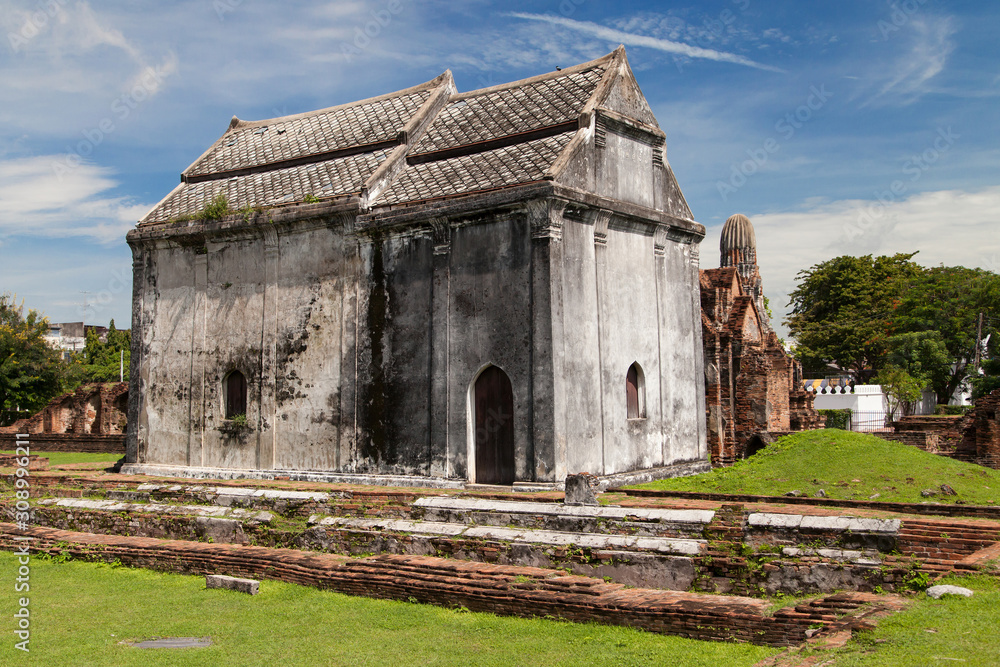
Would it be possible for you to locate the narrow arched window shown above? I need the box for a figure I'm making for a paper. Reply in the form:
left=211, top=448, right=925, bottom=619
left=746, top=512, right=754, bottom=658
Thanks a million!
left=626, top=362, right=645, bottom=419
left=225, top=370, right=247, bottom=419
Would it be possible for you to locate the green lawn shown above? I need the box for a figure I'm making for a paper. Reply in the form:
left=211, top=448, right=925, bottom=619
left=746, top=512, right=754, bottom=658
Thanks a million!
left=0, top=450, right=119, bottom=467
left=820, top=574, right=1000, bottom=666
left=632, top=430, right=1000, bottom=505
left=0, top=553, right=777, bottom=666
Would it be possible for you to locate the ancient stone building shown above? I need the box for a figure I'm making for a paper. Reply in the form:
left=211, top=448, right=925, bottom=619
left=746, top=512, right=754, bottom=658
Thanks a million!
left=701, top=214, right=822, bottom=465
left=124, top=48, right=709, bottom=486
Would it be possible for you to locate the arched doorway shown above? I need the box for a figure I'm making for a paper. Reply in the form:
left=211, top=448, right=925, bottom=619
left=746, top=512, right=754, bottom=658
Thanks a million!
left=745, top=433, right=767, bottom=458
left=474, top=366, right=515, bottom=485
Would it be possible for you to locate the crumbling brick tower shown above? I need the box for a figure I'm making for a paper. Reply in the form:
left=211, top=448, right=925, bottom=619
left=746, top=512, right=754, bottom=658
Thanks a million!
left=701, top=214, right=822, bottom=466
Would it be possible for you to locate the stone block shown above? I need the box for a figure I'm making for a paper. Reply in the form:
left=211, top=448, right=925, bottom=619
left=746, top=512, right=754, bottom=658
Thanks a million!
left=926, top=585, right=973, bottom=599
left=748, top=513, right=802, bottom=529
left=206, top=574, right=259, bottom=595
left=564, top=473, right=600, bottom=506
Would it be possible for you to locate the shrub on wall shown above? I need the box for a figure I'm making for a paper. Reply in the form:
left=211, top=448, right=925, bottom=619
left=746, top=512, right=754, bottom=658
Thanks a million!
left=819, top=409, right=852, bottom=430
left=935, top=404, right=973, bottom=416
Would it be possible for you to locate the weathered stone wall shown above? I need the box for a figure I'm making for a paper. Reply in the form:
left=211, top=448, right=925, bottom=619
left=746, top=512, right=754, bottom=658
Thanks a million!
left=130, top=177, right=707, bottom=484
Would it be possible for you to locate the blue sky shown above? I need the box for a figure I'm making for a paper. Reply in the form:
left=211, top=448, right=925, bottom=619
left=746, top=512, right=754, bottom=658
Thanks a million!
left=1, top=0, right=997, bottom=337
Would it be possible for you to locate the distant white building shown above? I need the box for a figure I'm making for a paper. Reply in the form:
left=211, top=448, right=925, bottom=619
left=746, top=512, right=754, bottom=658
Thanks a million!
left=44, top=322, right=107, bottom=361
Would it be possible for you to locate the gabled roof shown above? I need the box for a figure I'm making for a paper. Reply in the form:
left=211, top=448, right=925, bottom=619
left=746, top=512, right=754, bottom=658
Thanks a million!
left=409, top=59, right=610, bottom=156
left=183, top=86, right=436, bottom=180
left=138, top=47, right=689, bottom=228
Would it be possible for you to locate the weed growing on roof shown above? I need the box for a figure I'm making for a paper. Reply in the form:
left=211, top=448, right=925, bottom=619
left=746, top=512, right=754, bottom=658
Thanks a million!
left=200, top=193, right=232, bottom=221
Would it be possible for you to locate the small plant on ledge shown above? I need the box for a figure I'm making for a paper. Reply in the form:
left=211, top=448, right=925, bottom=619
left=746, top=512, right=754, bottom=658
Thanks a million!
left=219, top=413, right=252, bottom=435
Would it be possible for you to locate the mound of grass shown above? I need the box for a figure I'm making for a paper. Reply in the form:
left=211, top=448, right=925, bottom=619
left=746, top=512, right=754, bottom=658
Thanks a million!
left=633, top=430, right=1000, bottom=505
left=0, top=554, right=776, bottom=666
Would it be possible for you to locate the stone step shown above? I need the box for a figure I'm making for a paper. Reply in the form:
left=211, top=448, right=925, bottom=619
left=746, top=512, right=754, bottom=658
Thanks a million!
left=37, top=497, right=273, bottom=523
left=310, top=516, right=705, bottom=556
left=412, top=496, right=714, bottom=537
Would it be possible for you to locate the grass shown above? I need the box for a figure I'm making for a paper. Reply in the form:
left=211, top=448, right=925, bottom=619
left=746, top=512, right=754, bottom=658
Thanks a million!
left=0, top=553, right=777, bottom=666
left=0, top=450, right=119, bottom=467
left=816, top=574, right=1000, bottom=666
left=631, top=430, right=1000, bottom=505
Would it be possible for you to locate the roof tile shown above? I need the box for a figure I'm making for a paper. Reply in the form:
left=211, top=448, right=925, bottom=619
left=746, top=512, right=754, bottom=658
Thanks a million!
left=187, top=91, right=429, bottom=177
left=411, top=65, right=605, bottom=155
left=142, top=150, right=390, bottom=224
left=375, top=132, right=574, bottom=207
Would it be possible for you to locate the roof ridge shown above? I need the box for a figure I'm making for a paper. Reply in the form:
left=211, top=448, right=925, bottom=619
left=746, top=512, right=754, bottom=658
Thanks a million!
left=544, top=46, right=627, bottom=182
left=450, top=48, right=619, bottom=101
left=228, top=71, right=453, bottom=130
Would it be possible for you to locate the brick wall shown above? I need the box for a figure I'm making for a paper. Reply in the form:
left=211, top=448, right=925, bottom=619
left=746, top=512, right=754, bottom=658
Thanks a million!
left=0, top=433, right=124, bottom=453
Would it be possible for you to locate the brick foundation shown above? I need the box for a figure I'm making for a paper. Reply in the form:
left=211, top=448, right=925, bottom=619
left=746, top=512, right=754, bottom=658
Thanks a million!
left=0, top=433, right=124, bottom=453
left=0, top=523, right=900, bottom=647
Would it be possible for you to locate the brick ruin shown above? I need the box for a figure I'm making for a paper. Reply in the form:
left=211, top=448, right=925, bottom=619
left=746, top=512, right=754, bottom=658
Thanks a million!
left=701, top=214, right=822, bottom=466
left=6, top=472, right=1000, bottom=648
left=0, top=382, right=128, bottom=453
left=881, top=388, right=1000, bottom=468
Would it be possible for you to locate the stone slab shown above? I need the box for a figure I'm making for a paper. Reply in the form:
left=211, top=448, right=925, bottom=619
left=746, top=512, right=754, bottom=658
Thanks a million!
left=323, top=516, right=704, bottom=555
left=782, top=547, right=882, bottom=564
left=206, top=574, right=259, bottom=595
left=314, top=517, right=469, bottom=536
left=121, top=464, right=467, bottom=488
left=749, top=513, right=900, bottom=535
left=129, top=637, right=212, bottom=649
left=414, top=497, right=714, bottom=524
left=463, top=526, right=704, bottom=555
left=38, top=498, right=273, bottom=523
left=747, top=513, right=803, bottom=529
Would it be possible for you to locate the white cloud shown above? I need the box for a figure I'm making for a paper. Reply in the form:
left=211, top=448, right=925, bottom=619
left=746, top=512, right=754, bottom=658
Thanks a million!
left=703, top=186, right=1000, bottom=336
left=0, top=1, right=177, bottom=133
left=508, top=13, right=786, bottom=73
left=0, top=155, right=150, bottom=243
left=859, top=15, right=956, bottom=107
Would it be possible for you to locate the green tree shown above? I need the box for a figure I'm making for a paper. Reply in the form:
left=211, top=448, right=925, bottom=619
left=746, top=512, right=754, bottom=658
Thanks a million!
left=80, top=319, right=130, bottom=382
left=875, top=366, right=925, bottom=421
left=971, top=330, right=1000, bottom=399
left=785, top=253, right=921, bottom=382
left=893, top=266, right=1000, bottom=404
left=885, top=330, right=951, bottom=397
left=0, top=294, right=70, bottom=425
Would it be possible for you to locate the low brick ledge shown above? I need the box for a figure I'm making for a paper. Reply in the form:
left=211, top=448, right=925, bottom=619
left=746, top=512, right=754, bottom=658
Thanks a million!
left=614, top=489, right=1000, bottom=520
left=0, top=524, right=896, bottom=647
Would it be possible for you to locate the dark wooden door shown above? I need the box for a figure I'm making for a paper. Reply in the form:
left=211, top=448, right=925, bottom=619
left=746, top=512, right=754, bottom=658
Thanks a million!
left=474, top=366, right=515, bottom=485
left=226, top=371, right=247, bottom=418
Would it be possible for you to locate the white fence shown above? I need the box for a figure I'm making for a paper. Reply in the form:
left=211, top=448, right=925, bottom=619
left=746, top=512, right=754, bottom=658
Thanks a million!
left=804, top=382, right=937, bottom=432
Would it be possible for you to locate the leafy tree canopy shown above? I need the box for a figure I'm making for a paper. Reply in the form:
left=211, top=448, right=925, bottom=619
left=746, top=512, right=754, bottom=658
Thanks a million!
left=875, top=366, right=926, bottom=420
left=80, top=319, right=130, bottom=383
left=893, top=266, right=1000, bottom=403
left=0, top=294, right=69, bottom=424
left=785, top=252, right=921, bottom=383
left=786, top=255, right=1000, bottom=402
left=971, top=328, right=1000, bottom=399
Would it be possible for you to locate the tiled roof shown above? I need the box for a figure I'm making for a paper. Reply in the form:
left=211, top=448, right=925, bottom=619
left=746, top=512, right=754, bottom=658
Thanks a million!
left=143, top=150, right=390, bottom=224
left=411, top=65, right=606, bottom=155
left=185, top=91, right=429, bottom=178
left=139, top=48, right=685, bottom=227
left=375, top=132, right=573, bottom=207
